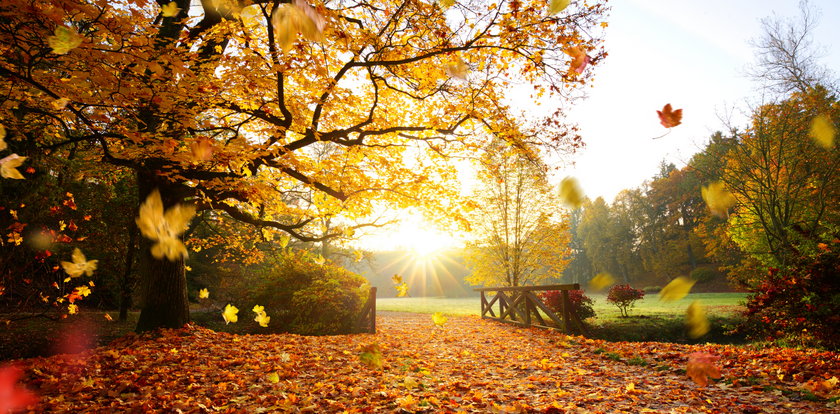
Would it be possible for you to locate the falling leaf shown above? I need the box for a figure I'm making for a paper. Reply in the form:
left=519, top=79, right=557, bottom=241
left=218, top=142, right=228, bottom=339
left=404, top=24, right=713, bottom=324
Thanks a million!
left=266, top=372, right=280, bottom=383
left=391, top=274, right=403, bottom=285
left=403, top=376, right=419, bottom=389
left=313, top=255, right=326, bottom=265
left=0, top=154, right=26, bottom=179
left=657, top=104, right=683, bottom=128
left=253, top=305, right=272, bottom=328
left=190, top=137, right=214, bottom=162
left=686, top=352, right=721, bottom=387
left=68, top=304, right=78, bottom=314
left=432, top=312, right=447, bottom=327
left=252, top=305, right=265, bottom=314
left=0, top=124, right=6, bottom=151
left=198, top=288, right=209, bottom=299
left=566, top=47, right=590, bottom=75
left=589, top=272, right=615, bottom=291
left=271, top=0, right=325, bottom=53
left=52, top=97, right=70, bottom=110
left=279, top=234, right=290, bottom=248
left=61, top=248, right=98, bottom=278
left=48, top=25, right=83, bottom=55
left=809, top=114, right=835, bottom=149
left=548, top=0, right=571, bottom=15
left=359, top=343, right=383, bottom=369
left=701, top=181, right=735, bottom=218
left=659, top=276, right=695, bottom=302
left=438, top=0, right=455, bottom=9
left=558, top=177, right=585, bottom=209
left=395, top=283, right=409, bottom=297
left=222, top=304, right=239, bottom=324
left=103, top=313, right=113, bottom=321
left=135, top=190, right=196, bottom=261
left=685, top=301, right=709, bottom=338
left=445, top=57, right=469, bottom=80
left=161, top=1, right=180, bottom=17
left=0, top=364, right=38, bottom=413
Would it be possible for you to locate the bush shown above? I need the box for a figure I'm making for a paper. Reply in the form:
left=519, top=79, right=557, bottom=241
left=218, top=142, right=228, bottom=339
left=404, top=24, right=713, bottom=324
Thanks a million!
left=642, top=286, right=662, bottom=293
left=539, top=289, right=596, bottom=320
left=229, top=250, right=369, bottom=335
left=607, top=284, right=645, bottom=317
left=740, top=241, right=840, bottom=349
left=690, top=267, right=718, bottom=284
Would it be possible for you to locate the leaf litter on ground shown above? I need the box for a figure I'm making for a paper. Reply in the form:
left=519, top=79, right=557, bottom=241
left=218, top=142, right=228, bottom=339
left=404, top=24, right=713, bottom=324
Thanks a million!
left=12, top=312, right=840, bottom=412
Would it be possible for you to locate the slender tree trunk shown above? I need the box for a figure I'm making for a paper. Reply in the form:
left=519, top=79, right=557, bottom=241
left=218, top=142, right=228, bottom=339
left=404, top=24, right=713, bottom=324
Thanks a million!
left=119, top=221, right=138, bottom=322
left=134, top=171, right=191, bottom=332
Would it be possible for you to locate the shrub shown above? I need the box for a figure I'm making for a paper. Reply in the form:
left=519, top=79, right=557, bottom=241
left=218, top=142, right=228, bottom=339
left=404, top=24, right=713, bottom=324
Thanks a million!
left=607, top=284, right=645, bottom=317
left=689, top=267, right=718, bottom=284
left=539, top=289, right=596, bottom=320
left=230, top=250, right=369, bottom=335
left=642, top=286, right=662, bottom=294
left=740, top=241, right=840, bottom=349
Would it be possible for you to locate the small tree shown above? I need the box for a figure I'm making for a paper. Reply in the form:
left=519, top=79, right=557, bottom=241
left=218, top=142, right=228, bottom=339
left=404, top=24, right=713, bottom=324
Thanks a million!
left=607, top=284, right=645, bottom=317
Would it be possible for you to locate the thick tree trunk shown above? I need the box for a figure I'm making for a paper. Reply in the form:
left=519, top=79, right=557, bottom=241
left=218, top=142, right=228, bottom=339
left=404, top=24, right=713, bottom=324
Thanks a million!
left=134, top=171, right=191, bottom=332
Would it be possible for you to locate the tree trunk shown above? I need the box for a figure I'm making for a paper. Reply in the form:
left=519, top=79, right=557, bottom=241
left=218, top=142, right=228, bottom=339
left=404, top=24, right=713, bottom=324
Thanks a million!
left=119, top=221, right=138, bottom=322
left=134, top=171, right=191, bottom=332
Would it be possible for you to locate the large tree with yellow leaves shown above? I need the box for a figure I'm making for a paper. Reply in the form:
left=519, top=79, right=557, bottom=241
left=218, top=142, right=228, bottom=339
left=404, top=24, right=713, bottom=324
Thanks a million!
left=0, top=0, right=606, bottom=331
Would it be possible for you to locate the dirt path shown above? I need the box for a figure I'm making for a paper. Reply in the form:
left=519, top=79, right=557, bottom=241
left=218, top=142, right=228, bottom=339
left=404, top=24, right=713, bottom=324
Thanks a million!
left=12, top=312, right=840, bottom=412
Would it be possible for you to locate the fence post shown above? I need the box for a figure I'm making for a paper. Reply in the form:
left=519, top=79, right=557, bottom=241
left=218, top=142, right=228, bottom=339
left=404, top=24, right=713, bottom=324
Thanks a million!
left=368, top=286, right=376, bottom=334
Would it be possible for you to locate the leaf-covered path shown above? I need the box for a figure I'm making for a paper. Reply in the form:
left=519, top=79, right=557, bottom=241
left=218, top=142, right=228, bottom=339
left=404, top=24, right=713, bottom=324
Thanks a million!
left=14, top=312, right=840, bottom=413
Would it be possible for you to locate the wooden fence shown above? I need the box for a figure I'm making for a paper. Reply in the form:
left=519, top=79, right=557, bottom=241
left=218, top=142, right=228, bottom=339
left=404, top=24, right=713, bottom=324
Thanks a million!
left=356, top=286, right=377, bottom=334
left=475, top=284, right=586, bottom=334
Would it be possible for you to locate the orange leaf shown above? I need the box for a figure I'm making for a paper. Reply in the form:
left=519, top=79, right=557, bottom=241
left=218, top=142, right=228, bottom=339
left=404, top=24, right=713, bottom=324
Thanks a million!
left=686, top=352, right=721, bottom=387
left=657, top=104, right=683, bottom=128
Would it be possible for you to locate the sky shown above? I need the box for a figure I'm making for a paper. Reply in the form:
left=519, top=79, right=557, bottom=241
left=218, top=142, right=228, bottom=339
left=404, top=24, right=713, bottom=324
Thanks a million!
left=356, top=0, right=840, bottom=252
left=563, top=0, right=840, bottom=203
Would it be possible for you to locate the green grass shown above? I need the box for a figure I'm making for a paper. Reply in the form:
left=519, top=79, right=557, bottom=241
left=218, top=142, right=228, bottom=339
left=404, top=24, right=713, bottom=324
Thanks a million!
left=377, top=293, right=749, bottom=344
left=377, top=293, right=746, bottom=318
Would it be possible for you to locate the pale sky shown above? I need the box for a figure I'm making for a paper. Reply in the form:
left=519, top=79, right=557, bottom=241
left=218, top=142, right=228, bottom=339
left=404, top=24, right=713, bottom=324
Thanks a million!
left=563, top=0, right=840, bottom=203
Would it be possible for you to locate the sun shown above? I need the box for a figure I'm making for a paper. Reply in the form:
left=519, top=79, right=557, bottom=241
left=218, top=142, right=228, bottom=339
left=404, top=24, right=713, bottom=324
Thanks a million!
left=395, top=226, right=451, bottom=258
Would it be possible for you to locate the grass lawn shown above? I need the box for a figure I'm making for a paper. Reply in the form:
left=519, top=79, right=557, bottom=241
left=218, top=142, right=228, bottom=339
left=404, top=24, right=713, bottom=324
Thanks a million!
left=378, top=293, right=749, bottom=344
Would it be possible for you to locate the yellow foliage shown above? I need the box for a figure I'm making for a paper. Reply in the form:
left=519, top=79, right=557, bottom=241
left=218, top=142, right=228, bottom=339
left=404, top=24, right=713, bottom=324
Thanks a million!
left=432, top=312, right=447, bottom=327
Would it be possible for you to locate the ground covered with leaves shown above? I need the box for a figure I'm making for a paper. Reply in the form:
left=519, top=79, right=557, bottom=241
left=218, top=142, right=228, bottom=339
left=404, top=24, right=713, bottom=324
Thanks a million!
left=8, top=312, right=839, bottom=413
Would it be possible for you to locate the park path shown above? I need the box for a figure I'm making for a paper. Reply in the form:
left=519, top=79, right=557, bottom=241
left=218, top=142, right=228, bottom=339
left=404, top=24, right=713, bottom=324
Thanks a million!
left=15, top=312, right=840, bottom=413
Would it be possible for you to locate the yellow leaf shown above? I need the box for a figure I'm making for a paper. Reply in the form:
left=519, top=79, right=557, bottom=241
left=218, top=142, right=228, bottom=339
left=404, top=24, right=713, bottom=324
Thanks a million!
left=403, top=376, right=418, bottom=389
left=810, top=114, right=835, bottom=149
left=48, top=25, right=84, bottom=55
left=61, top=248, right=98, bottom=278
left=701, top=181, right=735, bottom=218
left=432, top=312, right=447, bottom=327
left=75, top=285, right=91, bottom=297
left=252, top=304, right=265, bottom=314
left=271, top=1, right=325, bottom=53
left=279, top=234, right=290, bottom=248
left=198, top=288, right=209, bottom=299
left=222, top=304, right=239, bottom=324
left=104, top=313, right=113, bottom=321
left=391, top=274, right=403, bottom=285
left=0, top=154, right=26, bottom=179
left=559, top=177, right=585, bottom=209
left=548, top=0, right=570, bottom=15
left=161, top=2, right=180, bottom=17
left=68, top=304, right=78, bottom=315
left=686, top=300, right=710, bottom=338
left=659, top=276, right=695, bottom=302
left=52, top=97, right=70, bottom=110
left=395, top=282, right=409, bottom=297
left=136, top=190, right=196, bottom=261
left=588, top=272, right=615, bottom=291
left=267, top=372, right=280, bottom=383
left=255, top=312, right=270, bottom=327
left=445, top=57, right=468, bottom=80
left=0, top=124, right=6, bottom=151
left=313, top=254, right=325, bottom=265
left=359, top=343, right=383, bottom=369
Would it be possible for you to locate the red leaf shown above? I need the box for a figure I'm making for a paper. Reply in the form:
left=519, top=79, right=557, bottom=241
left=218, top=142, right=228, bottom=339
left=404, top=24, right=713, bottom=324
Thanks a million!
left=657, top=103, right=683, bottom=128
left=687, top=352, right=721, bottom=387
left=0, top=364, right=38, bottom=413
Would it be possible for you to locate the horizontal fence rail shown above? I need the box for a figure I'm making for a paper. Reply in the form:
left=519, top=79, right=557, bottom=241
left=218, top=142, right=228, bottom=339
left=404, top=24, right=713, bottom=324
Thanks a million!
left=475, top=284, right=586, bottom=334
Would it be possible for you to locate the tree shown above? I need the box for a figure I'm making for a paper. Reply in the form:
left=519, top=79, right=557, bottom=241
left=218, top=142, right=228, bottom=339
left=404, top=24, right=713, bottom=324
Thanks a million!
left=465, top=142, right=571, bottom=287
left=0, top=0, right=606, bottom=330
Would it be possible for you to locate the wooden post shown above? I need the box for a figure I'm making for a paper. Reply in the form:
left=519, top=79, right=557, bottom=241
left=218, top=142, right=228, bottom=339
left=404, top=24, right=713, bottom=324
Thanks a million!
left=369, top=286, right=377, bottom=334
left=561, top=290, right=572, bottom=332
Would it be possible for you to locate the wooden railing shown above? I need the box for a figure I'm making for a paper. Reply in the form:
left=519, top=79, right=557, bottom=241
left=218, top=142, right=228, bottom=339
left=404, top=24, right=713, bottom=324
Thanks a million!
left=475, top=284, right=586, bottom=334
left=356, top=286, right=377, bottom=334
